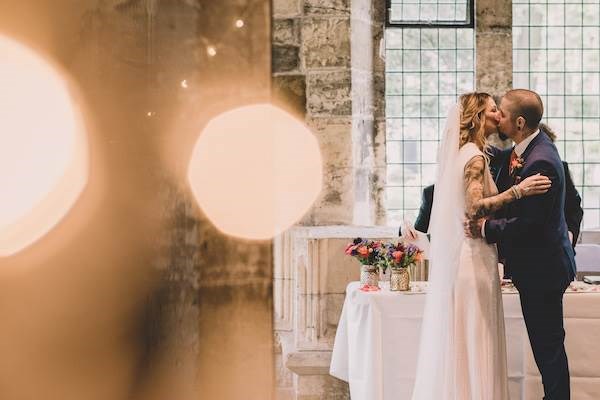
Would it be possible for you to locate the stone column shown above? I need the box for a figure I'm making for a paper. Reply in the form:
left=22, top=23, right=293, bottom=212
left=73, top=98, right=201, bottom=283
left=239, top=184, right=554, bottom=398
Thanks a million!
left=273, top=0, right=352, bottom=226
left=303, top=0, right=355, bottom=225
left=476, top=0, right=512, bottom=94
left=476, top=0, right=513, bottom=148
left=351, top=0, right=387, bottom=225
left=272, top=0, right=386, bottom=226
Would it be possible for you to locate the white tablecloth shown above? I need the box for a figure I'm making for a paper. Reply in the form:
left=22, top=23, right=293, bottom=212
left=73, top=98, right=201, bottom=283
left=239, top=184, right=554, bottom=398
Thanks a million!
left=330, top=281, right=600, bottom=400
left=576, top=244, right=600, bottom=272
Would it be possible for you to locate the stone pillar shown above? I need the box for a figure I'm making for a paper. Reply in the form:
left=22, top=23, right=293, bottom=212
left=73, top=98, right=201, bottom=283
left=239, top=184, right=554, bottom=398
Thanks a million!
left=351, top=0, right=387, bottom=225
left=303, top=1, right=354, bottom=225
left=476, top=0, right=512, bottom=94
left=272, top=0, right=386, bottom=226
left=476, top=0, right=513, bottom=148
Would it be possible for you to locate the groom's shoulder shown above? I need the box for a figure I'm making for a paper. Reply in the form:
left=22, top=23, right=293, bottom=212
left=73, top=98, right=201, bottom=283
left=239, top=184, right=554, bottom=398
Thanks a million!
left=527, top=141, right=562, bottom=172
left=532, top=134, right=560, bottom=159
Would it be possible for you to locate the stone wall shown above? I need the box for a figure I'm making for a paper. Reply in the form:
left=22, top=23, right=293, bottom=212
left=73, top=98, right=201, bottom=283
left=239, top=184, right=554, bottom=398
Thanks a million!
left=476, top=0, right=513, bottom=148
left=272, top=0, right=387, bottom=227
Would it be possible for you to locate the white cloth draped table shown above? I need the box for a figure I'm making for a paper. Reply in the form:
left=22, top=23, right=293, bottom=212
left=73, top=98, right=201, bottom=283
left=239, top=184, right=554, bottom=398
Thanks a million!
left=330, top=281, right=600, bottom=400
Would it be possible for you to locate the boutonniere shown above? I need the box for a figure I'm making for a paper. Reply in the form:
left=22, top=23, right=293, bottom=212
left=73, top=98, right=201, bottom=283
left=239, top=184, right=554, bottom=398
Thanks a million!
left=510, top=156, right=524, bottom=177
left=510, top=157, right=525, bottom=184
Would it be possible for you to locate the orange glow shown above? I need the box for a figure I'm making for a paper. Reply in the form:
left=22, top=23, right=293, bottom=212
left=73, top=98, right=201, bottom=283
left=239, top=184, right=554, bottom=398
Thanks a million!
left=0, top=35, right=88, bottom=256
left=187, top=104, right=322, bottom=240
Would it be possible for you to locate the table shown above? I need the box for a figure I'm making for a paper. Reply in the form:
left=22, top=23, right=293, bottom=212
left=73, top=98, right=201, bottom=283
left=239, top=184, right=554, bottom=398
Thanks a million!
left=575, top=244, right=600, bottom=276
left=330, top=281, right=600, bottom=400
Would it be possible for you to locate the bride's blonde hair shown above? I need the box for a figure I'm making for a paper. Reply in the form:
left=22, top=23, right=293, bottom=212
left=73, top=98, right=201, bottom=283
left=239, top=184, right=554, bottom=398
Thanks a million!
left=459, top=92, right=491, bottom=152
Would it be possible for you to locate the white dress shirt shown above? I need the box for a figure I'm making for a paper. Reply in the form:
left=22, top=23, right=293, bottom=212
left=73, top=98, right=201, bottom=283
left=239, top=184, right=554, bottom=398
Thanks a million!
left=513, top=129, right=540, bottom=157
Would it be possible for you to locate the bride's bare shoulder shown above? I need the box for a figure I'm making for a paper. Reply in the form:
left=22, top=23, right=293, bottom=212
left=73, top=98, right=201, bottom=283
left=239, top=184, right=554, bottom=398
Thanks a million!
left=458, top=142, right=484, bottom=167
left=459, top=141, right=482, bottom=153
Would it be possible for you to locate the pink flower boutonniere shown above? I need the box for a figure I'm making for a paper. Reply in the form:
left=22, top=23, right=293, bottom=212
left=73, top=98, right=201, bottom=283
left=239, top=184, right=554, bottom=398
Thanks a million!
left=510, top=156, right=525, bottom=181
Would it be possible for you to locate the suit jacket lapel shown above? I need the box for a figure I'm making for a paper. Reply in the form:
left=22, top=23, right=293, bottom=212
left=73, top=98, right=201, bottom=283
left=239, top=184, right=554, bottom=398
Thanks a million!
left=520, top=130, right=544, bottom=162
left=512, top=131, right=546, bottom=183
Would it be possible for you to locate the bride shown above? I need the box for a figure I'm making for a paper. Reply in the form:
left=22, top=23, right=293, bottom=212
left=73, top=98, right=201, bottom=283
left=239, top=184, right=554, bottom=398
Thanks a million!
left=410, top=93, right=551, bottom=400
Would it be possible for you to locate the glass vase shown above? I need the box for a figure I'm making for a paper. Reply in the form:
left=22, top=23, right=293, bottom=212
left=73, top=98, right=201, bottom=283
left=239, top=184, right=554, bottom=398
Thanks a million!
left=390, top=267, right=410, bottom=291
left=359, top=264, right=380, bottom=291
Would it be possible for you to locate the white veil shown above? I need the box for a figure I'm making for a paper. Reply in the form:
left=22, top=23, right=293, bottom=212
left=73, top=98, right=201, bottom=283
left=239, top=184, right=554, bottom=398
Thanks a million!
left=411, top=104, right=480, bottom=399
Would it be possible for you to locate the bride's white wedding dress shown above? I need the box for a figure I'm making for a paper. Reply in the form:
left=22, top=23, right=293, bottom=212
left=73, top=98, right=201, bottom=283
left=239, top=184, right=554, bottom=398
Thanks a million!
left=411, top=105, right=509, bottom=400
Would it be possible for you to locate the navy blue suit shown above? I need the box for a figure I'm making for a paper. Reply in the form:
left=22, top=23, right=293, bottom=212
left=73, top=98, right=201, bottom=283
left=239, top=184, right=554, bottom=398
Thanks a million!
left=485, top=130, right=575, bottom=400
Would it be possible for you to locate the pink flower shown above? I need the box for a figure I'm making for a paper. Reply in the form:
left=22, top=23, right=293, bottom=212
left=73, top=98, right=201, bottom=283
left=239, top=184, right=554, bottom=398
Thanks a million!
left=393, top=251, right=403, bottom=263
left=510, top=156, right=524, bottom=176
left=344, top=244, right=355, bottom=255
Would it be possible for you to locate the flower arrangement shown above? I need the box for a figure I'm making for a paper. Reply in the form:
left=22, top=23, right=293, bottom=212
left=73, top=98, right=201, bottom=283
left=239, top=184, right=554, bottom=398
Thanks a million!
left=345, top=238, right=424, bottom=292
left=344, top=238, right=423, bottom=270
left=345, top=238, right=387, bottom=291
left=344, top=238, right=386, bottom=266
left=383, top=241, right=424, bottom=270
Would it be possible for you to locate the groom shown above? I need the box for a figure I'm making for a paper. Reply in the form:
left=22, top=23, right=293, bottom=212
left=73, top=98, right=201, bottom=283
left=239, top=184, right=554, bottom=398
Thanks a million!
left=465, top=89, right=576, bottom=400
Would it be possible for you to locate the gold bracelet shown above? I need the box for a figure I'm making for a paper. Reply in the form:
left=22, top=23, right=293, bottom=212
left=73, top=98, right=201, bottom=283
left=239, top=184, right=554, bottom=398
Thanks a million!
left=512, top=185, right=522, bottom=200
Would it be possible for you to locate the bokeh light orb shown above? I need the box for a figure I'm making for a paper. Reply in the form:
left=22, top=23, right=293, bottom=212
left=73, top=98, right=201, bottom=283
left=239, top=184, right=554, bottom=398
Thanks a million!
left=0, top=35, right=88, bottom=256
left=187, top=104, right=322, bottom=240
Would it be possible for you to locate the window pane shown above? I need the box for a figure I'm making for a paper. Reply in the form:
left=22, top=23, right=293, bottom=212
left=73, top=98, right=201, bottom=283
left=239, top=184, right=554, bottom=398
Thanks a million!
left=514, top=4, right=529, bottom=26
left=514, top=26, right=529, bottom=49
left=389, top=0, right=472, bottom=25
left=385, top=27, right=474, bottom=226
left=530, top=27, right=547, bottom=49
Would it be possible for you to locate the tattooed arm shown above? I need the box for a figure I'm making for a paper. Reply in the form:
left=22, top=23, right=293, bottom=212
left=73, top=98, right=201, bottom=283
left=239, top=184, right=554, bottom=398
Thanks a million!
left=464, top=156, right=551, bottom=220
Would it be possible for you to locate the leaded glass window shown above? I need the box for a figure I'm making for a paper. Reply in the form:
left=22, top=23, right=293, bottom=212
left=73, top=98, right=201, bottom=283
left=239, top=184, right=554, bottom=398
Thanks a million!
left=387, top=0, right=474, bottom=27
left=385, top=27, right=475, bottom=226
left=513, top=0, right=600, bottom=228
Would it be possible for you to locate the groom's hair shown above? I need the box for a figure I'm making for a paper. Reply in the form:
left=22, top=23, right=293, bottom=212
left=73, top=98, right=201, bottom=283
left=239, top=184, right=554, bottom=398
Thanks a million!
left=503, top=89, right=544, bottom=130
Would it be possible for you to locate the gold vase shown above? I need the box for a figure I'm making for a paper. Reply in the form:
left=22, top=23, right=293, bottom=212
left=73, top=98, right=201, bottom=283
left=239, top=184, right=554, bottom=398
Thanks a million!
left=390, top=268, right=410, bottom=291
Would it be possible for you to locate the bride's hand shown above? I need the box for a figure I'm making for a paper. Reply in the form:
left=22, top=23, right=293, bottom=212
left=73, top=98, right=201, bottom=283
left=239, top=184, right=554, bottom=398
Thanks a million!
left=517, top=173, right=552, bottom=197
left=401, top=220, right=418, bottom=242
